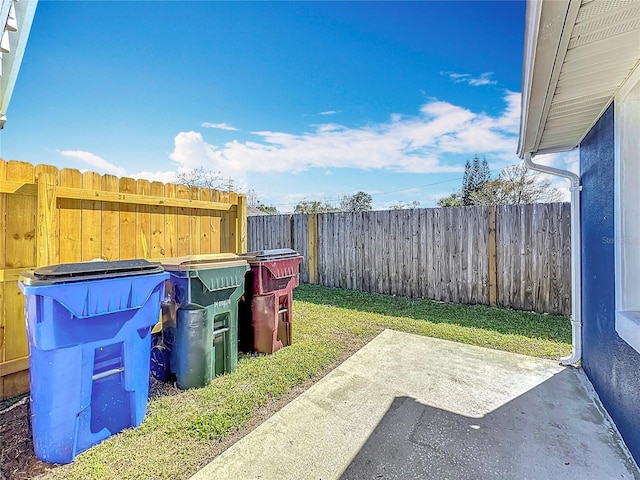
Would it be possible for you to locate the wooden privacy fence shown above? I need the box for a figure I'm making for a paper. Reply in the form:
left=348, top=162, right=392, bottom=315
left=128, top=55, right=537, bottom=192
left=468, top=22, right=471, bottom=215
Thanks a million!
left=0, top=159, right=247, bottom=399
left=248, top=203, right=571, bottom=316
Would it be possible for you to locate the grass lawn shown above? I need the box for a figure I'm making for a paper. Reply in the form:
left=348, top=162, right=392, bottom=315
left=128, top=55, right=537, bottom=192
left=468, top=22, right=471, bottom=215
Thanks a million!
left=48, top=284, right=571, bottom=480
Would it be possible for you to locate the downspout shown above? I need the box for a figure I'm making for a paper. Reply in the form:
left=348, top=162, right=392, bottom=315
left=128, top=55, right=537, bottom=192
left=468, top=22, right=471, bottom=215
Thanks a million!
left=524, top=152, right=582, bottom=365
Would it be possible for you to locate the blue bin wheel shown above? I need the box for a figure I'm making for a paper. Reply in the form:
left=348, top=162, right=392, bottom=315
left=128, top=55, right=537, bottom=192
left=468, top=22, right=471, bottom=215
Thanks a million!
left=150, top=341, right=170, bottom=382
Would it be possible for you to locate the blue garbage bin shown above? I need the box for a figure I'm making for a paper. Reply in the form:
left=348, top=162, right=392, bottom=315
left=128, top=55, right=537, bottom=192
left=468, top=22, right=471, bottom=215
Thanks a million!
left=18, top=260, right=169, bottom=464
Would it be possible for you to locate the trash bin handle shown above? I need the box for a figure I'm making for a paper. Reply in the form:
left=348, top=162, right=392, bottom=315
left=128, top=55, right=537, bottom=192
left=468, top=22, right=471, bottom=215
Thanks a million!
left=212, top=327, right=229, bottom=336
left=92, top=367, right=124, bottom=381
left=72, top=305, right=148, bottom=320
left=20, top=273, right=168, bottom=319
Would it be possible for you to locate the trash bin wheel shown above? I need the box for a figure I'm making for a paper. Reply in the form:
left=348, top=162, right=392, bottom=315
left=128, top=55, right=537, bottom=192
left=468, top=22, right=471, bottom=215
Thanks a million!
left=150, top=335, right=170, bottom=382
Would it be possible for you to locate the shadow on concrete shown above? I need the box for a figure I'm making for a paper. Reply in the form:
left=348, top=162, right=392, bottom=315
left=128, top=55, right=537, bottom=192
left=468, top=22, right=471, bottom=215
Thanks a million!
left=339, top=369, right=639, bottom=480
left=295, top=284, right=570, bottom=344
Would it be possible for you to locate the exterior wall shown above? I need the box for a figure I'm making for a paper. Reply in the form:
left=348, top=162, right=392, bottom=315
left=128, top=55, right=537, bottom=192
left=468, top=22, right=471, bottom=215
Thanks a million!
left=580, top=103, right=640, bottom=462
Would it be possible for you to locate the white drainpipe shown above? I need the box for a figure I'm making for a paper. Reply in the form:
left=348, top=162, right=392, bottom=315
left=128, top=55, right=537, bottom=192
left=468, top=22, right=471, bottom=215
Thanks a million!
left=524, top=152, right=582, bottom=365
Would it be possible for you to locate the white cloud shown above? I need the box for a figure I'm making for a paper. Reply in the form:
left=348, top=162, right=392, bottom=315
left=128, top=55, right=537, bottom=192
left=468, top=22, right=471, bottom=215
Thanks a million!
left=303, top=110, right=341, bottom=117
left=58, top=150, right=127, bottom=177
left=469, top=73, right=498, bottom=86
left=129, top=170, right=178, bottom=184
left=57, top=149, right=180, bottom=184
left=441, top=71, right=498, bottom=87
left=493, top=90, right=521, bottom=133
left=169, top=91, right=522, bottom=179
left=201, top=122, right=239, bottom=131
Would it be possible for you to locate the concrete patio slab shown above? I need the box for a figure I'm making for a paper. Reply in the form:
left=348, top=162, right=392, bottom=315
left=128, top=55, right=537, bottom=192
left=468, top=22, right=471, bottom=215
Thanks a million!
left=191, top=329, right=640, bottom=480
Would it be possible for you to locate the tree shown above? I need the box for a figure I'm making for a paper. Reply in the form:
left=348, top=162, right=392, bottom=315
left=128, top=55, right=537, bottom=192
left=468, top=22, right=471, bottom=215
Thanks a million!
left=478, top=157, right=491, bottom=186
left=461, top=156, right=490, bottom=206
left=469, top=163, right=563, bottom=205
left=390, top=200, right=421, bottom=210
left=247, top=189, right=278, bottom=214
left=340, top=191, right=372, bottom=212
left=470, top=156, right=482, bottom=191
left=439, top=162, right=562, bottom=207
left=256, top=204, right=278, bottom=215
left=293, top=200, right=337, bottom=214
left=247, top=189, right=260, bottom=207
left=174, top=167, right=235, bottom=191
left=437, top=193, right=462, bottom=207
left=461, top=160, right=472, bottom=205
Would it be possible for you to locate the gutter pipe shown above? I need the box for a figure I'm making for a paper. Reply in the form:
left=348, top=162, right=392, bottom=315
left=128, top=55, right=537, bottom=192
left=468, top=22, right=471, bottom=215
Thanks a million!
left=524, top=152, right=582, bottom=365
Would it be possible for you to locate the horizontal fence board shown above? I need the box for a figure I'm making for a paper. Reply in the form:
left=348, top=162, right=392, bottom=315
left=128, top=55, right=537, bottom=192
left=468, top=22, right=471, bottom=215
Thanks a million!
left=248, top=203, right=571, bottom=316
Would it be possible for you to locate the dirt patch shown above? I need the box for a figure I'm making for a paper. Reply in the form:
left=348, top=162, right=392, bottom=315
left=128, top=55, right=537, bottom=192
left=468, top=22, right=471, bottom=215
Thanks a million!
left=0, top=377, right=183, bottom=480
left=0, top=395, right=55, bottom=480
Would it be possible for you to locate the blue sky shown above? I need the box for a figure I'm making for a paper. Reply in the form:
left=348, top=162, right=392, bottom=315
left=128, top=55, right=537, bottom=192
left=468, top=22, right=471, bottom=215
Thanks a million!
left=2, top=1, right=576, bottom=210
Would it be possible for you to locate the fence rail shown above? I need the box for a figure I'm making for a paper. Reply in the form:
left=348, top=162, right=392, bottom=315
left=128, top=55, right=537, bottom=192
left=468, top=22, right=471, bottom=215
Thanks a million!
left=248, top=203, right=571, bottom=316
left=0, top=159, right=247, bottom=399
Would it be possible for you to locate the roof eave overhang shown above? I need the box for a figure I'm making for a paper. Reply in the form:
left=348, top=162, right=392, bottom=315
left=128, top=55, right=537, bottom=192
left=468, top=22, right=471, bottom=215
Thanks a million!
left=518, top=0, right=577, bottom=159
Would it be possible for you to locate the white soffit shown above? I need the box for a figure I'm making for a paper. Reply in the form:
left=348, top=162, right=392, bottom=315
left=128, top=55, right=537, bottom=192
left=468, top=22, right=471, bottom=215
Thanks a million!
left=519, top=0, right=640, bottom=157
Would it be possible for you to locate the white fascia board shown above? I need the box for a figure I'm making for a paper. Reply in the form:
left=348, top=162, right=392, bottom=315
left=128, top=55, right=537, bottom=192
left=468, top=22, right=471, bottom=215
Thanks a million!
left=518, top=0, right=544, bottom=157
left=518, top=0, right=573, bottom=158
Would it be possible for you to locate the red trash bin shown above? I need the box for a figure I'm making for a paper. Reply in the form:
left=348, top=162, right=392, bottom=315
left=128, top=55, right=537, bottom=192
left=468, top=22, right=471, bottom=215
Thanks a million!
left=239, top=249, right=303, bottom=354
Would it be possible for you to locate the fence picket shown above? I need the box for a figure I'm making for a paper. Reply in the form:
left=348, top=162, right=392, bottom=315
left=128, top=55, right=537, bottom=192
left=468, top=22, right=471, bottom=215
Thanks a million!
left=3, top=161, right=35, bottom=398
left=81, top=172, right=102, bottom=261
left=150, top=181, right=166, bottom=259
left=164, top=183, right=178, bottom=257
left=119, top=177, right=137, bottom=259
left=101, top=175, right=120, bottom=262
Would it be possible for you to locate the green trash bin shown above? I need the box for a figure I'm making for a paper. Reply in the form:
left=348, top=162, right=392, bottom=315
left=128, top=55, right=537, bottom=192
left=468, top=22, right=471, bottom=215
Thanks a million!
left=158, top=254, right=249, bottom=389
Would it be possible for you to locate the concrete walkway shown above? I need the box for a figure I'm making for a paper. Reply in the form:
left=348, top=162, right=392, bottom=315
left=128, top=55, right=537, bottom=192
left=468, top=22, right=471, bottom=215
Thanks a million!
left=191, top=330, right=640, bottom=480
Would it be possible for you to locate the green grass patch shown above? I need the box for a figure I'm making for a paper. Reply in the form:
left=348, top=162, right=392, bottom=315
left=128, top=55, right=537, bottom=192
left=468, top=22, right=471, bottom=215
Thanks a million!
left=49, top=284, right=570, bottom=480
left=295, top=285, right=571, bottom=358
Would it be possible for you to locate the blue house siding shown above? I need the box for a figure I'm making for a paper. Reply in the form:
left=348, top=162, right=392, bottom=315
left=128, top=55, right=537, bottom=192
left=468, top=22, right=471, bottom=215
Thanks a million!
left=580, top=103, right=640, bottom=463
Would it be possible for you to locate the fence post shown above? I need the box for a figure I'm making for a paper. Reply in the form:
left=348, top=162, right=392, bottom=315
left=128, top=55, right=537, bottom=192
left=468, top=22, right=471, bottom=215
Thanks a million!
left=488, top=205, right=497, bottom=306
left=288, top=214, right=294, bottom=249
left=37, top=172, right=57, bottom=267
left=236, top=194, right=247, bottom=253
left=308, top=213, right=317, bottom=284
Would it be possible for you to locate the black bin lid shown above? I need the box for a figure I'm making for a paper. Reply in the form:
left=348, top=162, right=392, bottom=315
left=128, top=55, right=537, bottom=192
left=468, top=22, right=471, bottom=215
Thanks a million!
left=20, top=259, right=164, bottom=285
left=240, top=249, right=300, bottom=262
